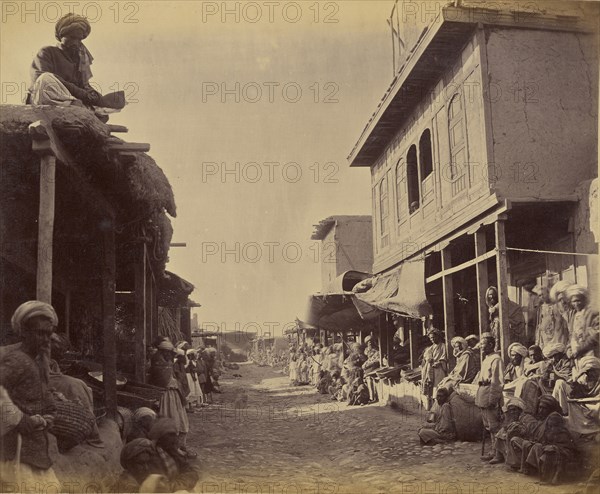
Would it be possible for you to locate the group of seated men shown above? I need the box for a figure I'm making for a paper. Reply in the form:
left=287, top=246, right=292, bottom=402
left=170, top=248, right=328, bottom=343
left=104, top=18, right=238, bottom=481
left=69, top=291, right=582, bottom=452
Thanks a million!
left=417, top=282, right=599, bottom=485
left=287, top=336, right=381, bottom=406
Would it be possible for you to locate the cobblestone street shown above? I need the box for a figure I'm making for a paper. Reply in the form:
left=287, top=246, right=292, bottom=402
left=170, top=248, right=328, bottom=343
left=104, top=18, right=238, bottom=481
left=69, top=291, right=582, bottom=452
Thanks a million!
left=187, top=364, right=582, bottom=494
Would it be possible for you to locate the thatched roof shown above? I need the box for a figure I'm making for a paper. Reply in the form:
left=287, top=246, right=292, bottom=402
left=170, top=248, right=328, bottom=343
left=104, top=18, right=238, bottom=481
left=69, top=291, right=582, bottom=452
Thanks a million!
left=0, top=104, right=176, bottom=277
left=158, top=271, right=195, bottom=308
left=0, top=104, right=176, bottom=217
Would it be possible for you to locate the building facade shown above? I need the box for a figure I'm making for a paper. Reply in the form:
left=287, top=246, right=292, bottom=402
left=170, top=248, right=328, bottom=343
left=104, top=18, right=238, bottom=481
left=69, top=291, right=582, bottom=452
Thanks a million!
left=349, top=0, right=598, bottom=360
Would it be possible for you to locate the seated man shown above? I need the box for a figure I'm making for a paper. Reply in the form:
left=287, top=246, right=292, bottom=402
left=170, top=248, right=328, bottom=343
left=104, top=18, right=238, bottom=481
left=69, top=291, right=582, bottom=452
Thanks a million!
left=418, top=387, right=456, bottom=445
left=465, top=334, right=479, bottom=349
left=525, top=345, right=546, bottom=376
left=115, top=418, right=199, bottom=492
left=489, top=397, right=537, bottom=465
left=553, top=356, right=600, bottom=436
left=504, top=343, right=528, bottom=382
left=509, top=396, right=576, bottom=485
left=540, top=343, right=572, bottom=392
left=504, top=342, right=542, bottom=414
left=438, top=336, right=479, bottom=390
left=27, top=14, right=100, bottom=108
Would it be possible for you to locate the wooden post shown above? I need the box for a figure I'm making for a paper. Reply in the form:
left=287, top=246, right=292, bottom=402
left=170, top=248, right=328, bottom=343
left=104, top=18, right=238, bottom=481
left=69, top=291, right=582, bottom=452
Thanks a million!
left=36, top=154, right=56, bottom=303
left=134, top=243, right=147, bottom=382
left=102, top=226, right=117, bottom=420
left=495, top=218, right=510, bottom=359
left=408, top=318, right=420, bottom=368
left=144, top=258, right=153, bottom=345
left=378, top=314, right=384, bottom=366
left=181, top=307, right=192, bottom=344
left=152, top=274, right=159, bottom=341
left=474, top=230, right=489, bottom=341
left=441, top=247, right=455, bottom=367
left=64, top=291, right=71, bottom=339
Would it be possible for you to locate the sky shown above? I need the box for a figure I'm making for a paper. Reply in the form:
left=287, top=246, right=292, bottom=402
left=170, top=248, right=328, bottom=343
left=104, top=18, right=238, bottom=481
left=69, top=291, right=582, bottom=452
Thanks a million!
left=1, top=0, right=397, bottom=336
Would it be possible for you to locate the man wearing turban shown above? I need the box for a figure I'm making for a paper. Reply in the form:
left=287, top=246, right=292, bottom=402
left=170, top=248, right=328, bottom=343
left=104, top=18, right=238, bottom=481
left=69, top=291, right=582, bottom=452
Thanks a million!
left=508, top=396, right=576, bottom=484
left=564, top=285, right=599, bottom=363
left=421, top=328, right=447, bottom=409
left=114, top=419, right=199, bottom=492
left=437, top=336, right=479, bottom=390
left=504, top=343, right=528, bottom=382
left=0, top=301, right=59, bottom=485
left=536, top=282, right=570, bottom=352
left=540, top=343, right=572, bottom=391
left=26, top=13, right=101, bottom=108
left=552, top=355, right=600, bottom=435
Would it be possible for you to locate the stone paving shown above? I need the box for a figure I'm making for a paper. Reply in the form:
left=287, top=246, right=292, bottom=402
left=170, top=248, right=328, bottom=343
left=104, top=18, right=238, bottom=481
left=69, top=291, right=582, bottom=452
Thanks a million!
left=186, top=363, right=586, bottom=494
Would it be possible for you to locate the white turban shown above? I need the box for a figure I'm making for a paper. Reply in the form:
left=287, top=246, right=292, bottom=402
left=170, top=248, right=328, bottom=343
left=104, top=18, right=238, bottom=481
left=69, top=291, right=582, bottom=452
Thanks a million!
left=507, top=343, right=528, bottom=358
left=133, top=407, right=157, bottom=423
left=573, top=356, right=600, bottom=381
left=450, top=337, right=467, bottom=348
left=564, top=284, right=588, bottom=302
left=502, top=396, right=526, bottom=412
left=543, top=343, right=566, bottom=358
left=11, top=300, right=58, bottom=334
left=549, top=280, right=572, bottom=303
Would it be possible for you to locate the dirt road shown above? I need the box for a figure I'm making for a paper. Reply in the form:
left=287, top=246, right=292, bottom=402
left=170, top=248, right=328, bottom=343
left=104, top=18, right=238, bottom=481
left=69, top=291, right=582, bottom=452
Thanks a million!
left=187, top=363, right=583, bottom=494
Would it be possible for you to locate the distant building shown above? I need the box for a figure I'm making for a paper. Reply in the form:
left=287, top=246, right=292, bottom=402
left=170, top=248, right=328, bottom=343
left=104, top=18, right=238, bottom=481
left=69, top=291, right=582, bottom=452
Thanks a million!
left=311, top=215, right=373, bottom=292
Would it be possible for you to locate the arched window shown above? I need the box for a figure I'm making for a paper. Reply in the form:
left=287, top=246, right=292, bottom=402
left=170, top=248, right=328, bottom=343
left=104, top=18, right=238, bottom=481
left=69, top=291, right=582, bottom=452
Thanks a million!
left=419, top=129, right=433, bottom=178
left=396, top=159, right=407, bottom=223
left=379, top=176, right=389, bottom=239
left=406, top=145, right=419, bottom=213
left=448, top=94, right=466, bottom=190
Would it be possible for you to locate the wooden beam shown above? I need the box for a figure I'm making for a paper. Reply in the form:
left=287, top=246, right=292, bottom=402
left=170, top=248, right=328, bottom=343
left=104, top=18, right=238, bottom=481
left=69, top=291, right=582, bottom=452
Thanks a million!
left=102, top=225, right=117, bottom=420
left=30, top=113, right=115, bottom=219
left=441, top=247, right=455, bottom=368
left=107, top=142, right=150, bottom=153
left=426, top=249, right=497, bottom=284
left=495, top=220, right=510, bottom=359
left=36, top=153, right=56, bottom=304
left=134, top=243, right=147, bottom=382
left=107, top=124, right=129, bottom=133
left=145, top=257, right=153, bottom=346
left=474, top=230, right=489, bottom=341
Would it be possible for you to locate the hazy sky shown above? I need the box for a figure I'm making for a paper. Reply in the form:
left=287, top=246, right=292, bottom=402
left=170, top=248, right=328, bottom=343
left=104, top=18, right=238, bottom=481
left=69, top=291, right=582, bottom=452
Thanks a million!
left=1, top=0, right=397, bottom=335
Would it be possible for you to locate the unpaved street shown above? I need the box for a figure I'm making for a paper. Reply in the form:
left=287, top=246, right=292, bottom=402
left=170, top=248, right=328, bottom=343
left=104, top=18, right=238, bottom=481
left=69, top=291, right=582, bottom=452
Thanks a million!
left=187, top=364, right=580, bottom=494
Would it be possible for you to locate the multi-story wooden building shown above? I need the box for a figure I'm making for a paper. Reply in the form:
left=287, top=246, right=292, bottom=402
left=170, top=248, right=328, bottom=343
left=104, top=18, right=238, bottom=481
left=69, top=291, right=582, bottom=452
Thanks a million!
left=349, top=0, right=598, bottom=364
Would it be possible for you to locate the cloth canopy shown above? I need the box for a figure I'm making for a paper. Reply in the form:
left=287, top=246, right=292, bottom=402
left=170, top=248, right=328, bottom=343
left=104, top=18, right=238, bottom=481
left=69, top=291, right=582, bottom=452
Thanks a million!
left=304, top=293, right=371, bottom=332
left=351, top=257, right=432, bottom=320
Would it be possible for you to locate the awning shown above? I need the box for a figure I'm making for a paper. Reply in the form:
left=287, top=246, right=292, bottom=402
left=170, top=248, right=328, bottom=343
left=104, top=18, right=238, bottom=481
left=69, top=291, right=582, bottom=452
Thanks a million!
left=304, top=293, right=371, bottom=333
left=326, top=270, right=371, bottom=293
left=352, top=257, right=432, bottom=320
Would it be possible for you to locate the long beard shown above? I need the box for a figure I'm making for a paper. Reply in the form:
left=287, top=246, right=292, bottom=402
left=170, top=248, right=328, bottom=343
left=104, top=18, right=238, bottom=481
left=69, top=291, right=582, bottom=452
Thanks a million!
left=34, top=346, right=51, bottom=385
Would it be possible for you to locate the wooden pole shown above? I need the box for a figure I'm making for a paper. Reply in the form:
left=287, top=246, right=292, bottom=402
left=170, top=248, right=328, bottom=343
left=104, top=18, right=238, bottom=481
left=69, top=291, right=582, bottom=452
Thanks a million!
left=36, top=154, right=56, bottom=303
left=134, top=243, right=147, bottom=382
left=495, top=218, right=510, bottom=359
left=64, top=291, right=71, bottom=339
left=102, top=226, right=117, bottom=419
left=441, top=247, right=455, bottom=367
left=474, top=230, right=489, bottom=338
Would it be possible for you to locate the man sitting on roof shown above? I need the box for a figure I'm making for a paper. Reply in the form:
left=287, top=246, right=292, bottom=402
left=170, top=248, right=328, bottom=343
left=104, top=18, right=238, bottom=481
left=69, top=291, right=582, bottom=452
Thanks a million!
left=27, top=14, right=100, bottom=108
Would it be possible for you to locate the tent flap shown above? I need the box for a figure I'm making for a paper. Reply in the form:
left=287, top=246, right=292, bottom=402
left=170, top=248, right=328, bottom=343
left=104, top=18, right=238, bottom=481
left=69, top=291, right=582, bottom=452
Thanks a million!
left=352, top=258, right=432, bottom=319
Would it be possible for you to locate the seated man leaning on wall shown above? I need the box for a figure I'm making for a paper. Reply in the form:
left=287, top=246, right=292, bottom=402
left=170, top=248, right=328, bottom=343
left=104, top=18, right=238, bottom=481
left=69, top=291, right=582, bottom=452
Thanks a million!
left=438, top=336, right=479, bottom=390
left=418, top=387, right=456, bottom=445
left=553, top=356, right=600, bottom=436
